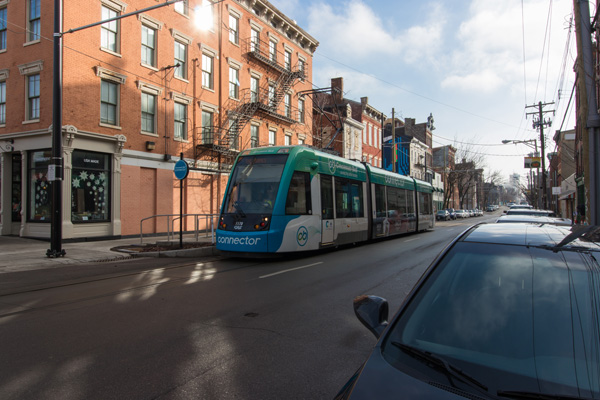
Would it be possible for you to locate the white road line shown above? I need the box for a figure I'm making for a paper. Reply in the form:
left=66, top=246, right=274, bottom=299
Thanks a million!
left=259, top=262, right=323, bottom=279
left=403, top=238, right=418, bottom=242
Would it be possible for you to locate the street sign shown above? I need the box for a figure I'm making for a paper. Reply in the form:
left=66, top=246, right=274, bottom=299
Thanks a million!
left=524, top=156, right=541, bottom=169
left=174, top=159, right=189, bottom=180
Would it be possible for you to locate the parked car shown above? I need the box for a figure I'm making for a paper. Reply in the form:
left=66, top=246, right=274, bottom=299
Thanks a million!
left=455, top=209, right=468, bottom=218
left=486, top=205, right=495, bottom=212
left=336, top=224, right=600, bottom=400
left=496, top=215, right=572, bottom=226
left=505, top=208, right=557, bottom=217
left=445, top=208, right=457, bottom=220
left=435, top=210, right=450, bottom=221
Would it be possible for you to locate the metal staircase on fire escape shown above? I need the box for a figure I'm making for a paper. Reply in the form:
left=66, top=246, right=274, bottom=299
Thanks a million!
left=195, top=37, right=305, bottom=167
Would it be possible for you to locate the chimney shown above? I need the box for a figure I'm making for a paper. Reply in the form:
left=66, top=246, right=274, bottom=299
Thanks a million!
left=331, top=77, right=343, bottom=104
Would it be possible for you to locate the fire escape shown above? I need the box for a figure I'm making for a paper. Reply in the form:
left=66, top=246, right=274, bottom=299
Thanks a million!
left=195, top=36, right=305, bottom=167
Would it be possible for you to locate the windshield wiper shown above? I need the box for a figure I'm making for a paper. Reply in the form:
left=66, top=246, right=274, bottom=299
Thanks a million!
left=497, top=390, right=593, bottom=400
left=233, top=201, right=246, bottom=218
left=392, top=342, right=488, bottom=393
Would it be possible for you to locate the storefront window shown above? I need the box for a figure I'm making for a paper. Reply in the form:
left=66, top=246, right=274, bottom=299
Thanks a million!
left=12, top=154, right=22, bottom=222
left=71, top=150, right=110, bottom=223
left=28, top=150, right=51, bottom=221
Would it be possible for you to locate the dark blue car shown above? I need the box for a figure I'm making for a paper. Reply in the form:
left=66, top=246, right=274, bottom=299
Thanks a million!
left=336, top=223, right=600, bottom=400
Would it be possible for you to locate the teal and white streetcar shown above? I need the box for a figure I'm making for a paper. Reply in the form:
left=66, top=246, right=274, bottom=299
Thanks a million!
left=216, top=146, right=434, bottom=254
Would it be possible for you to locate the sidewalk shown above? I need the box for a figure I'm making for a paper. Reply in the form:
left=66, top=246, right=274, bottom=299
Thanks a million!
left=0, top=234, right=218, bottom=274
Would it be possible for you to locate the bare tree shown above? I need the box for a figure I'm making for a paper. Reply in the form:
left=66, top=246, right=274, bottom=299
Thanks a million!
left=445, top=138, right=485, bottom=209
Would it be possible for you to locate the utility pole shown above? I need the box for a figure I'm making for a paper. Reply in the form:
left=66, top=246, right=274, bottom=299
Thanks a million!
left=391, top=108, right=396, bottom=173
left=526, top=101, right=554, bottom=210
left=573, top=0, right=600, bottom=225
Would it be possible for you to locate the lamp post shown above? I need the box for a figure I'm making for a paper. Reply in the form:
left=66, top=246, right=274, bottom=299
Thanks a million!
left=48, top=0, right=185, bottom=257
left=502, top=139, right=540, bottom=208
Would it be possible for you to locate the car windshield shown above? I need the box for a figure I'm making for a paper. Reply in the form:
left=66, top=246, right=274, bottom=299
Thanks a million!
left=382, top=241, right=600, bottom=398
left=224, top=154, right=288, bottom=214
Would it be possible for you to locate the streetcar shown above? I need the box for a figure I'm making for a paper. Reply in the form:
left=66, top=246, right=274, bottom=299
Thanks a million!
left=216, top=146, right=434, bottom=254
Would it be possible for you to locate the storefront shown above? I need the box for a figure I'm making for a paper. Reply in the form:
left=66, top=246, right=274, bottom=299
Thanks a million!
left=0, top=126, right=124, bottom=239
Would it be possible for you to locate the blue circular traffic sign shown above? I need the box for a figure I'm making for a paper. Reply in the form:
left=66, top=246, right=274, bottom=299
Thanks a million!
left=174, top=159, right=189, bottom=180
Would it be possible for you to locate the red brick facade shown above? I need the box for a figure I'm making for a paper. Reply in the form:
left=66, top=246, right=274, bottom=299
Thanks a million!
left=0, top=0, right=318, bottom=239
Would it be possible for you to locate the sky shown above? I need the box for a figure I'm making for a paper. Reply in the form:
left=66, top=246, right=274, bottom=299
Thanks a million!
left=273, top=0, right=578, bottom=184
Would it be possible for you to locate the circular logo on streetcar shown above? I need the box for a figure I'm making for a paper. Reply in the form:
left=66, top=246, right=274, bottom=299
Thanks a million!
left=328, top=159, right=337, bottom=174
left=296, top=226, right=309, bottom=247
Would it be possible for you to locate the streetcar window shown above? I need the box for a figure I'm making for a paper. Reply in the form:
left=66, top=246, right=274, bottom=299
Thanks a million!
left=224, top=154, right=287, bottom=214
left=335, top=178, right=364, bottom=218
left=418, top=192, right=432, bottom=215
left=387, top=187, right=410, bottom=218
left=285, top=171, right=312, bottom=215
left=375, top=184, right=386, bottom=218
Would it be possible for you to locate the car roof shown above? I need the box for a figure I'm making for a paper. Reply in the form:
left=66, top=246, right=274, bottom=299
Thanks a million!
left=496, top=215, right=572, bottom=226
left=460, top=223, right=600, bottom=250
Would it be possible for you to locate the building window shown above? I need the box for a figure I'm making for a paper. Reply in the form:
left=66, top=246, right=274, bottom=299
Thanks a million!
left=229, top=66, right=239, bottom=99
left=284, top=135, right=291, bottom=146
left=174, top=0, right=188, bottom=16
left=284, top=93, right=291, bottom=118
left=0, top=81, right=5, bottom=125
left=250, top=28, right=260, bottom=52
left=298, top=137, right=304, bottom=145
left=298, top=58, right=305, bottom=79
left=268, top=84, right=276, bottom=108
left=28, top=150, right=51, bottom=221
left=196, top=0, right=213, bottom=30
left=141, top=92, right=156, bottom=134
left=27, top=74, right=40, bottom=121
left=229, top=119, right=239, bottom=150
left=12, top=154, right=22, bottom=222
left=269, top=40, right=276, bottom=62
left=141, top=25, right=157, bottom=67
left=201, top=109, right=213, bottom=144
left=174, top=41, right=187, bottom=79
left=28, top=0, right=41, bottom=42
left=250, top=76, right=260, bottom=102
left=284, top=49, right=291, bottom=70
left=174, top=102, right=187, bottom=140
left=101, top=5, right=119, bottom=53
left=229, top=14, right=239, bottom=45
left=298, top=98, right=305, bottom=123
left=0, top=7, right=7, bottom=50
left=100, top=79, right=119, bottom=126
left=202, top=53, right=213, bottom=89
left=250, top=124, right=259, bottom=148
left=71, top=150, right=110, bottom=223
left=269, top=129, right=275, bottom=146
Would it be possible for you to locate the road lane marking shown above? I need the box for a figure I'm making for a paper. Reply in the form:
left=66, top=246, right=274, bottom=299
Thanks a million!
left=259, top=262, right=323, bottom=279
left=403, top=238, right=418, bottom=242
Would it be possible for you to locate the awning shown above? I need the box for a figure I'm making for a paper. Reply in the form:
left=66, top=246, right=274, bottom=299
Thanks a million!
left=558, top=189, right=576, bottom=200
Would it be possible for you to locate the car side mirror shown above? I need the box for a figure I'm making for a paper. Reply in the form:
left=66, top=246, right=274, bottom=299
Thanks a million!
left=353, top=295, right=389, bottom=339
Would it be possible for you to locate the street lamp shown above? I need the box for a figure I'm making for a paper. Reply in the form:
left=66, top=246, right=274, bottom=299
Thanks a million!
left=48, top=0, right=185, bottom=257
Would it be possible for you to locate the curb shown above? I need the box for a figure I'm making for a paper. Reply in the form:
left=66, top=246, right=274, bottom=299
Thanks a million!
left=114, top=245, right=220, bottom=258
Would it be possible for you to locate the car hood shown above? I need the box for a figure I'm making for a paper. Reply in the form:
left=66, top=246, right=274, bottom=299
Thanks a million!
left=343, top=349, right=487, bottom=400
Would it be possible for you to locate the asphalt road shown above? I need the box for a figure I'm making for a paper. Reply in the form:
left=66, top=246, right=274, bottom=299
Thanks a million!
left=0, top=214, right=499, bottom=400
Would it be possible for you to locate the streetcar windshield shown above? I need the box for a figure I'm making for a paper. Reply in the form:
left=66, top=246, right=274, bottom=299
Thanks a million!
left=224, top=154, right=288, bottom=215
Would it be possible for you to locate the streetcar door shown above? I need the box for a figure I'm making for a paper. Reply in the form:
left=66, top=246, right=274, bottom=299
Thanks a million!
left=320, top=175, right=334, bottom=244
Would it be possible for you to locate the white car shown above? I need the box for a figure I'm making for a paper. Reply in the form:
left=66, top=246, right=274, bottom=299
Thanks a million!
left=496, top=215, right=572, bottom=226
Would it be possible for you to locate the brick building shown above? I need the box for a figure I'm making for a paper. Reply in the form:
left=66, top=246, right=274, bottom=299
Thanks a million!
left=0, top=0, right=318, bottom=239
left=312, top=77, right=385, bottom=166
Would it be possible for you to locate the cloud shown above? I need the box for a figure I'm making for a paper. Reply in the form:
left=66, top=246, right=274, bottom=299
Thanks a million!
left=440, top=0, right=572, bottom=96
left=307, top=0, right=445, bottom=64
left=441, top=69, right=505, bottom=92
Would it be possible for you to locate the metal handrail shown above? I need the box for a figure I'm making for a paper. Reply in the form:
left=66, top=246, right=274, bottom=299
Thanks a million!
left=139, top=213, right=219, bottom=245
